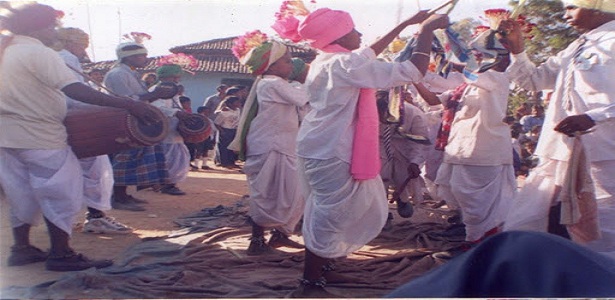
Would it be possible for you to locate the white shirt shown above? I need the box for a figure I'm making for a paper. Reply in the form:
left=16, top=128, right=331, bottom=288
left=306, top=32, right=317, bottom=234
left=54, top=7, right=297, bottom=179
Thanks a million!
left=246, top=75, right=308, bottom=157
left=297, top=47, right=423, bottom=162
left=58, top=49, right=93, bottom=110
left=214, top=108, right=240, bottom=129
left=149, top=86, right=183, bottom=144
left=379, top=103, right=430, bottom=166
left=103, top=63, right=148, bottom=98
left=439, top=70, right=512, bottom=166
left=0, top=35, right=78, bottom=149
left=507, top=20, right=615, bottom=162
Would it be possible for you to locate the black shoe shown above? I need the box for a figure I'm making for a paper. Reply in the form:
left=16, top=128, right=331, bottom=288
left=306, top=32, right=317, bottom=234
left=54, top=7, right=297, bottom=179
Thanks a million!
left=112, top=200, right=146, bottom=211
left=7, top=245, right=48, bottom=266
left=160, top=185, right=186, bottom=196
left=396, top=200, right=414, bottom=218
left=46, top=251, right=113, bottom=272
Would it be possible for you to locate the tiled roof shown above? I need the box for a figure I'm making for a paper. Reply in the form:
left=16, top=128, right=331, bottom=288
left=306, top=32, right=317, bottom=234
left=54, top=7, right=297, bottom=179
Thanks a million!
left=83, top=36, right=316, bottom=74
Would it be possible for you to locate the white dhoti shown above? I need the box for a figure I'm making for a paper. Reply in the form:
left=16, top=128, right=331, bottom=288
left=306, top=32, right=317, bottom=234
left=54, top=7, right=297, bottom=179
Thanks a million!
left=504, top=159, right=566, bottom=233
left=161, top=143, right=190, bottom=184
left=586, top=160, right=615, bottom=259
left=299, top=157, right=388, bottom=258
left=505, top=158, right=615, bottom=259
left=0, top=147, right=83, bottom=235
left=243, top=151, right=305, bottom=234
left=436, top=163, right=516, bottom=242
left=79, top=155, right=113, bottom=211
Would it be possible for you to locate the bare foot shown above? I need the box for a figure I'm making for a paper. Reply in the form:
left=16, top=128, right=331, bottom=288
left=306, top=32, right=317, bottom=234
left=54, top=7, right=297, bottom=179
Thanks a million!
left=287, top=285, right=341, bottom=298
left=246, top=237, right=271, bottom=256
left=268, top=231, right=304, bottom=249
left=323, top=271, right=367, bottom=284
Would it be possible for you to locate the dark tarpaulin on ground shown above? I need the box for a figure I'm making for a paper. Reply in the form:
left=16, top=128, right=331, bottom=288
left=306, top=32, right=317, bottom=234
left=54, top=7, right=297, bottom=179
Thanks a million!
left=1, top=198, right=465, bottom=299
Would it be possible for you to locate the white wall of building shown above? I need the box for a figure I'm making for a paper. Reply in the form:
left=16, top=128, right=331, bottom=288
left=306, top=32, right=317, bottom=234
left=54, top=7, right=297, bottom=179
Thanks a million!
left=180, top=72, right=254, bottom=112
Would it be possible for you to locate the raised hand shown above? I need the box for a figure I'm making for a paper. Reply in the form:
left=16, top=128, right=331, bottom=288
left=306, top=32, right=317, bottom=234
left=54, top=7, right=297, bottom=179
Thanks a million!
left=402, top=10, right=431, bottom=27
left=420, top=14, right=450, bottom=32
left=496, top=19, right=524, bottom=54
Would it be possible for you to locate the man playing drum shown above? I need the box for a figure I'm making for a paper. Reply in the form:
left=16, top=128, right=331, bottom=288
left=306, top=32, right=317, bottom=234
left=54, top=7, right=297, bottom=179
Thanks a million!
left=55, top=27, right=133, bottom=234
left=103, top=42, right=178, bottom=209
left=0, top=3, right=158, bottom=271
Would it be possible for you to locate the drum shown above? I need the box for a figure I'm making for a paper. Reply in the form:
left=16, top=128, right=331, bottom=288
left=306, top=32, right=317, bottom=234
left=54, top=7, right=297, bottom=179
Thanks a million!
left=178, top=113, right=211, bottom=143
left=65, top=105, right=169, bottom=159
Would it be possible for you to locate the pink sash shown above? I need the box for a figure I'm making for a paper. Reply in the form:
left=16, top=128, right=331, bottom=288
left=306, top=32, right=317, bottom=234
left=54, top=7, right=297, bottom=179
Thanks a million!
left=350, top=88, right=380, bottom=180
left=321, top=46, right=380, bottom=180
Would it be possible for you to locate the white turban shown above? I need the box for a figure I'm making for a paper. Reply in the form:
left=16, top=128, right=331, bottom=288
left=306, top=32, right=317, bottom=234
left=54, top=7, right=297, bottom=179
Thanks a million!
left=115, top=42, right=148, bottom=60
left=562, top=0, right=615, bottom=13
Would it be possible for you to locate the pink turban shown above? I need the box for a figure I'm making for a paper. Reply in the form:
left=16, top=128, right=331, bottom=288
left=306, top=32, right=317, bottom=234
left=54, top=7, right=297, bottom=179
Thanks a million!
left=3, top=4, right=62, bottom=35
left=298, top=8, right=355, bottom=52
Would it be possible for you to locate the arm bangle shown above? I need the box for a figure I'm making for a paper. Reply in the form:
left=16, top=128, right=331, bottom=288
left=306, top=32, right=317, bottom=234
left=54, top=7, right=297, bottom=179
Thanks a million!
left=412, top=52, right=430, bottom=58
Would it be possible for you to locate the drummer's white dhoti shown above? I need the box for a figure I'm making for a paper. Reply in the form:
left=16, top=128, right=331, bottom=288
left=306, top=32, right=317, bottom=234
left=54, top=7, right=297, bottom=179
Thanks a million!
left=0, top=147, right=83, bottom=234
left=79, top=155, right=113, bottom=211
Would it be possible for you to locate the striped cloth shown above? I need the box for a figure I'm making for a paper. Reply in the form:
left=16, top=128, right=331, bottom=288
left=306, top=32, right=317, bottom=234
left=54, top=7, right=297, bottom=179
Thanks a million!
left=111, top=144, right=170, bottom=186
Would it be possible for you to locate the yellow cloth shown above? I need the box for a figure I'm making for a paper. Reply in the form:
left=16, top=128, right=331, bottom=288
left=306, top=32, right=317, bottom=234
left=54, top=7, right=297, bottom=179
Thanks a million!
left=557, top=137, right=601, bottom=244
left=563, top=0, right=615, bottom=13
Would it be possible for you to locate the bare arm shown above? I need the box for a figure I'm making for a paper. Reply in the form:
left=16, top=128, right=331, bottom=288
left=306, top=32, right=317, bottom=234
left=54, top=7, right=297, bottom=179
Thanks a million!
left=412, top=82, right=442, bottom=106
left=62, top=82, right=160, bottom=124
left=370, top=10, right=430, bottom=55
left=409, top=14, right=450, bottom=76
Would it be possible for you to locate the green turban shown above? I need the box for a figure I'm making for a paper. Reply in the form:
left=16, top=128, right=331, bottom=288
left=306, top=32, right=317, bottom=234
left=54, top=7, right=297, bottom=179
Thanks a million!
left=289, top=57, right=306, bottom=81
left=243, top=41, right=287, bottom=75
left=156, top=64, right=182, bottom=79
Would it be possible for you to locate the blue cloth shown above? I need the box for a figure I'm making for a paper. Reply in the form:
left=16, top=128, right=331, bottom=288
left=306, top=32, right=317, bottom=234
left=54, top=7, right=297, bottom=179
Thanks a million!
left=513, top=149, right=521, bottom=173
left=111, top=145, right=169, bottom=186
left=387, top=231, right=615, bottom=298
left=520, top=115, right=544, bottom=133
left=216, top=127, right=237, bottom=166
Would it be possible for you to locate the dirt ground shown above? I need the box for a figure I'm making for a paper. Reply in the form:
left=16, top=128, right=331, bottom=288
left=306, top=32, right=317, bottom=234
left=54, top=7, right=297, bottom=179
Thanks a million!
left=0, top=157, right=463, bottom=297
left=0, top=159, right=249, bottom=290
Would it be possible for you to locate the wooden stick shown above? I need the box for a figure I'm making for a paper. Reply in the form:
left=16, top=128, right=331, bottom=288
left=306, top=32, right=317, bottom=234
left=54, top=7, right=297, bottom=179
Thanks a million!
left=444, top=0, right=459, bottom=15
left=64, top=63, right=122, bottom=97
left=427, top=0, right=455, bottom=15
left=510, top=0, right=528, bottom=19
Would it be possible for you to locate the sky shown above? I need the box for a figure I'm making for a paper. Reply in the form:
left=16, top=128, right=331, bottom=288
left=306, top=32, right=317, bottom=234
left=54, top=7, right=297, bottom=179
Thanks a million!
left=38, top=0, right=512, bottom=62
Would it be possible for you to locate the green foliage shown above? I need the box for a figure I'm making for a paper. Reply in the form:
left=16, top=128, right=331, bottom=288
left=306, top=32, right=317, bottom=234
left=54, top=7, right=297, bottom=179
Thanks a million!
left=509, top=0, right=579, bottom=63
left=506, top=0, right=579, bottom=115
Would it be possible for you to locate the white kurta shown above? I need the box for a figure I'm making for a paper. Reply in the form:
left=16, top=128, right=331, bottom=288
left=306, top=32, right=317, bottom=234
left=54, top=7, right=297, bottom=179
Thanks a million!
left=244, top=76, right=308, bottom=234
left=151, top=93, right=190, bottom=184
left=434, top=70, right=516, bottom=242
left=504, top=21, right=615, bottom=258
left=297, top=47, right=423, bottom=258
